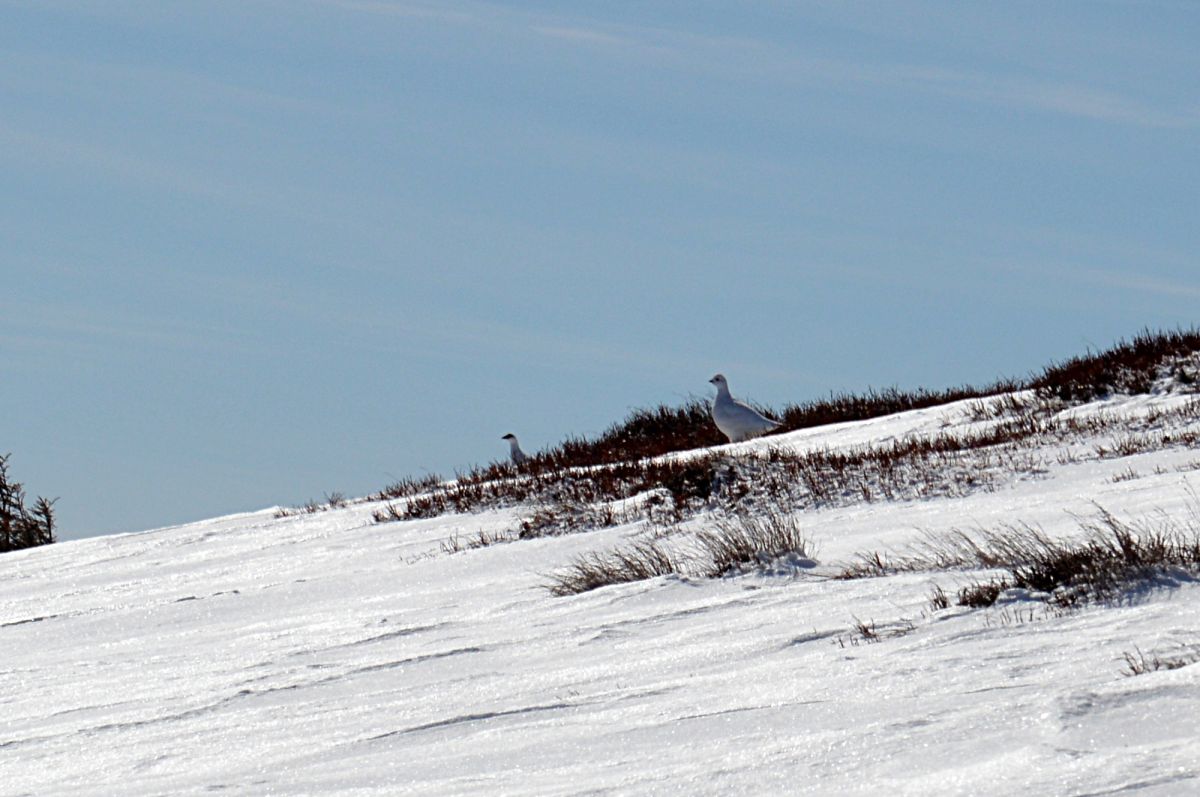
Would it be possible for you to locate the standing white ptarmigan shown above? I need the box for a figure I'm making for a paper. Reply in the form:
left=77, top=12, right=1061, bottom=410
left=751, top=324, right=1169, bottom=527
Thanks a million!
left=708, top=374, right=782, bottom=442
left=501, top=433, right=529, bottom=466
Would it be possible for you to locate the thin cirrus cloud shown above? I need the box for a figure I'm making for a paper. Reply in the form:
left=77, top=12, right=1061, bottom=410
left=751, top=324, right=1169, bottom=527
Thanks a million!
left=982, top=258, right=1200, bottom=305
left=0, top=122, right=242, bottom=201
left=1079, top=268, right=1200, bottom=301
left=322, top=0, right=1198, bottom=131
left=313, top=0, right=481, bottom=24
left=883, top=64, right=1200, bottom=129
left=1, top=301, right=249, bottom=362
left=0, top=115, right=373, bottom=233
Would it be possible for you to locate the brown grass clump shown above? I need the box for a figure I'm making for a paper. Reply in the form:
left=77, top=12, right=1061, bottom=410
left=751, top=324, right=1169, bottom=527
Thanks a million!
left=545, top=540, right=682, bottom=596
left=696, top=510, right=815, bottom=577
left=844, top=504, right=1200, bottom=609
left=1121, top=643, right=1200, bottom=676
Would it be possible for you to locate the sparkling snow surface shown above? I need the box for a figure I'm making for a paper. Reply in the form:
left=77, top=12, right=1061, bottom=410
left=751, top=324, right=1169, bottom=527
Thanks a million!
left=4, top=394, right=1200, bottom=795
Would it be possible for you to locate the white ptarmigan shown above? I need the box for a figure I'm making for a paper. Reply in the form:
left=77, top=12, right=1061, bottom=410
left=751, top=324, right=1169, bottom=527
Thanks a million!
left=501, top=433, right=529, bottom=466
left=708, top=374, right=782, bottom=442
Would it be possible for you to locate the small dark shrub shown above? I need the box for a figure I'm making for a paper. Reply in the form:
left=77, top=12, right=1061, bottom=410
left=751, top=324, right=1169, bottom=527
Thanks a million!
left=957, top=579, right=1009, bottom=608
left=661, top=461, right=717, bottom=506
left=0, top=454, right=57, bottom=553
left=372, top=503, right=405, bottom=523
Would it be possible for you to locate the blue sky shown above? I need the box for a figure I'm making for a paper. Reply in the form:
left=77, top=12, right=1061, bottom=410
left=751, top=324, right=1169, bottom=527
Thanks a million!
left=4, top=1, right=1198, bottom=540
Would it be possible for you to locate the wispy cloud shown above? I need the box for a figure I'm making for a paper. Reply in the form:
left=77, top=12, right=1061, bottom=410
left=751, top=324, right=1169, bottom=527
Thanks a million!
left=319, top=0, right=1198, bottom=130
left=311, top=0, right=482, bottom=25
left=0, top=49, right=338, bottom=118
left=0, top=298, right=261, bottom=363
left=984, top=257, right=1200, bottom=304
left=1077, top=268, right=1200, bottom=300
left=0, top=119, right=311, bottom=226
left=530, top=24, right=671, bottom=57
left=882, top=64, right=1200, bottom=129
left=194, top=267, right=821, bottom=390
left=324, top=0, right=477, bottom=24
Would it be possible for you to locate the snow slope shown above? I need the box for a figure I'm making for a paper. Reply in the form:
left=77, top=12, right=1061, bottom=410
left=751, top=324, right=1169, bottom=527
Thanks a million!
left=3, top=393, right=1200, bottom=795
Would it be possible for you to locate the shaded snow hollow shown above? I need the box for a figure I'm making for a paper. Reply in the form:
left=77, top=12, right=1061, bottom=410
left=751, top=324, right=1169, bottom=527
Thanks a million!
left=3, top=392, right=1200, bottom=795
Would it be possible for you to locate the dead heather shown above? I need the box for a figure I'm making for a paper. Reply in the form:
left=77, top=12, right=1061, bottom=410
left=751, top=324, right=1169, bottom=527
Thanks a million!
left=0, top=454, right=57, bottom=554
left=842, top=505, right=1200, bottom=610
left=370, top=330, right=1200, bottom=543
left=1030, top=328, right=1200, bottom=403
left=440, top=528, right=515, bottom=554
left=374, top=392, right=1200, bottom=543
left=1120, top=642, right=1200, bottom=677
left=545, top=540, right=683, bottom=597
left=546, top=509, right=817, bottom=595
left=695, top=509, right=816, bottom=578
left=531, top=327, right=1200, bottom=470
left=835, top=617, right=916, bottom=648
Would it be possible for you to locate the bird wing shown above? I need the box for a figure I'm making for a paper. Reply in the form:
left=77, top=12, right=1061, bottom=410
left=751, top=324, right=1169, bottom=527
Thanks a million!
left=730, top=399, right=780, bottom=426
left=713, top=397, right=780, bottom=439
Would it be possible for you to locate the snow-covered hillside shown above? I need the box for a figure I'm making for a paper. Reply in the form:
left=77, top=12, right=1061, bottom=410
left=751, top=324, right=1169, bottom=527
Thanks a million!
left=4, top=391, right=1200, bottom=795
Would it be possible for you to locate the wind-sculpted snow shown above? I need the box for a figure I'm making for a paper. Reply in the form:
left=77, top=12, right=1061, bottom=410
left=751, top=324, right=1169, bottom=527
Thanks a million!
left=3, top=392, right=1200, bottom=795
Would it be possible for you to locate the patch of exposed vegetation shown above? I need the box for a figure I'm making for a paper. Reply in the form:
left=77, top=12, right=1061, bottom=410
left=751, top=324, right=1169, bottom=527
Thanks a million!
left=545, top=540, right=682, bottom=597
left=695, top=509, right=815, bottom=578
left=1030, top=328, right=1200, bottom=403
left=371, top=330, right=1200, bottom=542
left=1121, top=642, right=1200, bottom=676
left=835, top=617, right=916, bottom=647
left=844, top=505, right=1200, bottom=610
left=275, top=491, right=348, bottom=518
left=0, top=454, right=56, bottom=554
left=440, top=528, right=515, bottom=554
left=546, top=510, right=816, bottom=595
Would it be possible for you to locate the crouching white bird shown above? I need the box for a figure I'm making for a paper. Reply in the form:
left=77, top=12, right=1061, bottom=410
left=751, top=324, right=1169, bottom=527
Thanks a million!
left=501, top=433, right=529, bottom=465
left=708, top=374, right=782, bottom=442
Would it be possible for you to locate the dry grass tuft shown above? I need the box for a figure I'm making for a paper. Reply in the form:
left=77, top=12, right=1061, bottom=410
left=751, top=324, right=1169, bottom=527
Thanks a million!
left=696, top=510, right=815, bottom=577
left=1121, top=642, right=1200, bottom=676
left=545, top=540, right=682, bottom=596
left=848, top=503, right=1200, bottom=609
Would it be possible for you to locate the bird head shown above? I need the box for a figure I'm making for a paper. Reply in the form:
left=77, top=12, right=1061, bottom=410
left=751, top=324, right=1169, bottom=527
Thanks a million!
left=501, top=433, right=517, bottom=441
left=709, top=374, right=727, bottom=388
